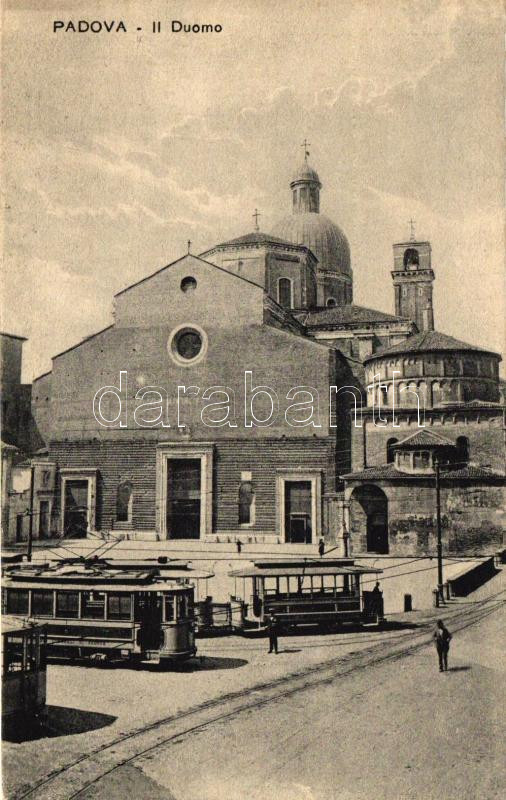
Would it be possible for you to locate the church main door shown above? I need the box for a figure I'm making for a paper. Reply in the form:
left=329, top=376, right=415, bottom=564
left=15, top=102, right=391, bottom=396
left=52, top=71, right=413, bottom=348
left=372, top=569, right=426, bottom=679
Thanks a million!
left=166, top=458, right=201, bottom=539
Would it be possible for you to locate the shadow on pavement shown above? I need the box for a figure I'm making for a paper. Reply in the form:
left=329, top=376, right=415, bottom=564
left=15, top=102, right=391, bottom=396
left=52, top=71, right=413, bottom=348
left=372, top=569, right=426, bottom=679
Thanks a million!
left=175, top=655, right=248, bottom=672
left=446, top=665, right=471, bottom=672
left=2, top=705, right=117, bottom=743
left=242, top=619, right=421, bottom=639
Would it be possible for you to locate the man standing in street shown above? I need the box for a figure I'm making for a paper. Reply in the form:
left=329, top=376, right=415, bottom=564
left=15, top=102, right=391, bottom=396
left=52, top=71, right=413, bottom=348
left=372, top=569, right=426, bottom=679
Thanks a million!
left=433, top=619, right=452, bottom=671
left=267, top=613, right=279, bottom=654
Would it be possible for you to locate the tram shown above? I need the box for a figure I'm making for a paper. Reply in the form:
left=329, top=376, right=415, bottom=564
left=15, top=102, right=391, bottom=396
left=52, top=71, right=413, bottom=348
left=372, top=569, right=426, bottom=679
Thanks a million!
left=2, top=616, right=47, bottom=724
left=2, top=561, right=203, bottom=666
left=229, top=558, right=384, bottom=630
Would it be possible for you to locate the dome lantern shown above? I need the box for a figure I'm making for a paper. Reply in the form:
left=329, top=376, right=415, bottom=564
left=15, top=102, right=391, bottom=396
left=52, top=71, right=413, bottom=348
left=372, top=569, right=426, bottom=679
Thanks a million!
left=290, top=161, right=321, bottom=214
left=271, top=147, right=353, bottom=304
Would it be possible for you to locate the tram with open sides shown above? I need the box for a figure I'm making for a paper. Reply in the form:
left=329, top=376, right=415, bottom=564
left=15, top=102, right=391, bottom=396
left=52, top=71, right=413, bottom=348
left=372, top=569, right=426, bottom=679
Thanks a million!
left=229, top=558, right=384, bottom=630
left=2, top=616, right=47, bottom=724
left=2, top=560, right=210, bottom=666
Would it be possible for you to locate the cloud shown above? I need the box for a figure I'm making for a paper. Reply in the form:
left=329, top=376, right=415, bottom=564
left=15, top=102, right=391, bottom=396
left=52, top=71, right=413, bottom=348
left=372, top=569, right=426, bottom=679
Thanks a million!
left=2, top=0, right=503, bottom=381
left=1, top=258, right=113, bottom=380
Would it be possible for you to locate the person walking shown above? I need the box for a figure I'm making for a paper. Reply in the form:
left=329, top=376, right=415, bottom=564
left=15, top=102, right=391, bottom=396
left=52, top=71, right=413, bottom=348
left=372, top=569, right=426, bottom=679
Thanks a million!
left=433, top=619, right=452, bottom=672
left=318, top=538, right=325, bottom=557
left=267, top=613, right=279, bottom=654
left=370, top=581, right=382, bottom=620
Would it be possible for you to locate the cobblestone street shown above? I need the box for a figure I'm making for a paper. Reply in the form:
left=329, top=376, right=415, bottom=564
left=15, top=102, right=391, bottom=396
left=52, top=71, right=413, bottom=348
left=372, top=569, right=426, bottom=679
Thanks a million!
left=3, top=573, right=504, bottom=800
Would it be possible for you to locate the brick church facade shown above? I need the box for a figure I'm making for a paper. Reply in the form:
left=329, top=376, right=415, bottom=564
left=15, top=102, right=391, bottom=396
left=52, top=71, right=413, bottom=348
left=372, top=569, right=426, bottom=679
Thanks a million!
left=17, top=155, right=504, bottom=555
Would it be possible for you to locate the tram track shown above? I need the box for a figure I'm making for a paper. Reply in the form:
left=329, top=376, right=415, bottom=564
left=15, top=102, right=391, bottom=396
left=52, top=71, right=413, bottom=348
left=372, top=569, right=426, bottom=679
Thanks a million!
left=13, top=589, right=505, bottom=800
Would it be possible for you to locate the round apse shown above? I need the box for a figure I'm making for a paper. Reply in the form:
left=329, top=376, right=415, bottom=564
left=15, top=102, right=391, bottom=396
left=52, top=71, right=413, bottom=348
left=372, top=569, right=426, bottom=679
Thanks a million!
left=168, top=324, right=208, bottom=366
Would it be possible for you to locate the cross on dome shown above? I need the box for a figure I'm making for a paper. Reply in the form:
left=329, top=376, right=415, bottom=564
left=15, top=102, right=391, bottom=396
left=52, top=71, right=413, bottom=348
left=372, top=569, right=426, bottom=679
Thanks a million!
left=252, top=208, right=261, bottom=232
left=301, top=138, right=311, bottom=161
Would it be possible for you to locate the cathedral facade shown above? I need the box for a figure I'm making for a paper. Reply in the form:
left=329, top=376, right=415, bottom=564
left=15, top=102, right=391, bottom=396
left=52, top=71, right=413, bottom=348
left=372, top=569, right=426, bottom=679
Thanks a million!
left=22, top=155, right=504, bottom=556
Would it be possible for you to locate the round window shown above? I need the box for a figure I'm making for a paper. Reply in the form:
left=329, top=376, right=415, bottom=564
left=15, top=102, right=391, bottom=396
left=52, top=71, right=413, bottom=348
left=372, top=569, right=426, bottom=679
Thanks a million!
left=175, top=329, right=202, bottom=359
left=168, top=324, right=207, bottom=366
left=180, top=276, right=197, bottom=293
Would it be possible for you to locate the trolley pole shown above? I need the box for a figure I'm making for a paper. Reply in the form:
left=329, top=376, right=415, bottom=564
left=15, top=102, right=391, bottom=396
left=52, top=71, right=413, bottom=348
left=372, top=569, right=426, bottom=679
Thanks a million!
left=435, top=460, right=443, bottom=602
left=27, top=464, right=35, bottom=563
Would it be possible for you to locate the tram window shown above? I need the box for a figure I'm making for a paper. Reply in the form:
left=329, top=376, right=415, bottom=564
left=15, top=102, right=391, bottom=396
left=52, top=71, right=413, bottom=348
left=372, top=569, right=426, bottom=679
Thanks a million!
left=56, top=591, right=79, bottom=618
left=25, top=634, right=37, bottom=671
left=4, top=635, right=24, bottom=673
left=32, top=590, right=54, bottom=616
left=108, top=593, right=132, bottom=620
left=186, top=593, right=194, bottom=617
left=165, top=596, right=175, bottom=621
left=6, top=589, right=29, bottom=615
left=81, top=591, right=106, bottom=619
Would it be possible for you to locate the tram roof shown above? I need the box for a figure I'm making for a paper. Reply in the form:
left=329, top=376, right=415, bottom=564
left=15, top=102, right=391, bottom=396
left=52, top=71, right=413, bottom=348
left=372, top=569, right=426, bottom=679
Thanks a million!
left=103, top=560, right=214, bottom=579
left=3, top=579, right=194, bottom=592
left=2, top=616, right=48, bottom=635
left=5, top=566, right=160, bottom=583
left=229, top=559, right=381, bottom=578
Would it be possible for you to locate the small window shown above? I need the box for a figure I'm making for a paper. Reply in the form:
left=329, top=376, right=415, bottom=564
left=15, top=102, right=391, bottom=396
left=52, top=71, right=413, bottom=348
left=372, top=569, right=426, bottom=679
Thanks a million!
left=413, top=451, right=430, bottom=469
left=116, top=481, right=133, bottom=523
left=277, top=277, right=293, bottom=309
left=81, top=591, right=106, bottom=619
left=32, top=589, right=54, bottom=616
left=239, top=479, right=255, bottom=526
left=108, top=593, right=132, bottom=620
left=403, top=248, right=419, bottom=268
left=386, top=438, right=398, bottom=463
left=456, top=436, right=469, bottom=464
left=5, top=635, right=24, bottom=673
left=180, top=276, right=197, bottom=293
left=326, top=298, right=337, bottom=308
left=56, top=591, right=79, bottom=618
left=39, top=500, right=50, bottom=538
left=6, top=589, right=29, bottom=615
left=165, top=595, right=175, bottom=622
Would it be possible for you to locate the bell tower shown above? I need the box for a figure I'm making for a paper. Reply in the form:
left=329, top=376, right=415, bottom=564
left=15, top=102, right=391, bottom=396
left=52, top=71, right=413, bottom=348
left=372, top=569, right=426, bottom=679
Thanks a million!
left=392, top=224, right=435, bottom=331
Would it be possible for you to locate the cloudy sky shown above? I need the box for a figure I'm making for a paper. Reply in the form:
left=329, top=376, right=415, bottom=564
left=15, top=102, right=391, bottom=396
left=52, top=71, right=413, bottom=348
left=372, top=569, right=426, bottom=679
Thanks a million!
left=2, top=0, right=504, bottom=381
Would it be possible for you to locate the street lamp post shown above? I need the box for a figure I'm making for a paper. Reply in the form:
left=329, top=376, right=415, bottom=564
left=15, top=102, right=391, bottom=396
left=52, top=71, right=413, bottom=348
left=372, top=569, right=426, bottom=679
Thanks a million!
left=26, top=464, right=35, bottom=563
left=435, top=459, right=443, bottom=602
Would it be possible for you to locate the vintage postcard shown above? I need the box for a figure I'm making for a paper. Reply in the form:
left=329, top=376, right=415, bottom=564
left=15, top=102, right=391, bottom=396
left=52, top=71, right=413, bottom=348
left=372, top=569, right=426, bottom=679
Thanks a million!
left=1, top=1, right=504, bottom=799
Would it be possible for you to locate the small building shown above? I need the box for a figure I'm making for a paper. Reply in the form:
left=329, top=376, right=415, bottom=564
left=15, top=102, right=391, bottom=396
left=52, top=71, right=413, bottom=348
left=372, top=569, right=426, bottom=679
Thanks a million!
left=344, top=429, right=505, bottom=556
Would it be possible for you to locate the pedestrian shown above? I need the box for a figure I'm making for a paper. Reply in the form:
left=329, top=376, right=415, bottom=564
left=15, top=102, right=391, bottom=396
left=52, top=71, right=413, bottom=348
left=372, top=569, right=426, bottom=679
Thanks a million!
left=318, top=537, right=325, bottom=557
left=267, top=613, right=279, bottom=654
left=433, top=619, right=452, bottom=672
left=370, top=581, right=382, bottom=619
left=236, top=539, right=242, bottom=554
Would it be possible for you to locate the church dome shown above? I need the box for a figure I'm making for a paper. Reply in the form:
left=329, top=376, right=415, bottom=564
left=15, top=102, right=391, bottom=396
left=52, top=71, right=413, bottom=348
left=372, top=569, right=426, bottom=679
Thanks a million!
left=271, top=212, right=352, bottom=276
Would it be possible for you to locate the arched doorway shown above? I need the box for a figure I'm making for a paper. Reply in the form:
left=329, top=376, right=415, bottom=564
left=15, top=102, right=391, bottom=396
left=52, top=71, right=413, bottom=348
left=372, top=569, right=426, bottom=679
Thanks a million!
left=350, top=485, right=389, bottom=554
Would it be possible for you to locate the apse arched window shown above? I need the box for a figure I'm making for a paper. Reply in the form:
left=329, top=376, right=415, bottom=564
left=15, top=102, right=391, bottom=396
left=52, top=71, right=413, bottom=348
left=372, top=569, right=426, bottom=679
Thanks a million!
left=116, top=481, right=133, bottom=523
left=326, top=298, right=337, bottom=308
left=386, top=438, right=398, bottom=463
left=456, top=436, right=469, bottom=465
left=277, top=277, right=293, bottom=309
left=403, top=248, right=419, bottom=268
